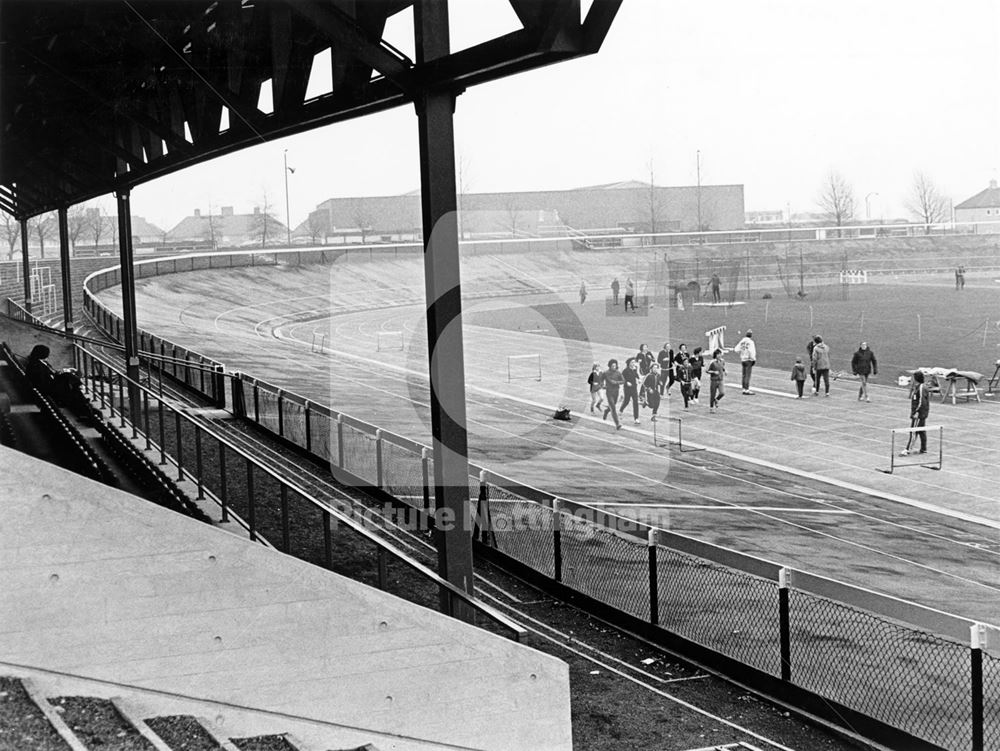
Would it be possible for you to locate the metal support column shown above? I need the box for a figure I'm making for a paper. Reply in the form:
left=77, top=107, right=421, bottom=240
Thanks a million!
left=415, top=0, right=475, bottom=621
left=57, top=206, right=74, bottom=334
left=116, top=190, right=141, bottom=420
left=19, top=218, right=31, bottom=313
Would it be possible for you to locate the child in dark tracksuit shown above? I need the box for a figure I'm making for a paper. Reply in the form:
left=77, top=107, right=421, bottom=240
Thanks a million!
left=676, top=358, right=693, bottom=408
left=791, top=358, right=807, bottom=398
left=643, top=364, right=661, bottom=420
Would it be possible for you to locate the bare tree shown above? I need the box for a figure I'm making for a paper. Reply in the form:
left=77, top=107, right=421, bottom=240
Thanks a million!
left=104, top=206, right=118, bottom=247
left=2, top=212, right=20, bottom=259
left=67, top=204, right=89, bottom=254
left=816, top=171, right=856, bottom=235
left=29, top=213, right=56, bottom=258
left=349, top=198, right=374, bottom=243
left=202, top=203, right=219, bottom=248
left=907, top=171, right=949, bottom=232
left=249, top=195, right=280, bottom=247
left=503, top=195, right=521, bottom=237
left=306, top=210, right=328, bottom=243
left=84, top=208, right=105, bottom=248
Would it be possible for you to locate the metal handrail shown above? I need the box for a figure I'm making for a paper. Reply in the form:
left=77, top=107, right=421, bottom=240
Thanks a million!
left=76, top=345, right=528, bottom=641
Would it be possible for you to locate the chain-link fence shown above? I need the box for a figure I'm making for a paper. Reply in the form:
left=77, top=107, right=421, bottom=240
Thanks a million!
left=76, top=245, right=1000, bottom=751
left=657, top=546, right=780, bottom=675
left=789, top=590, right=972, bottom=750
left=983, top=649, right=1000, bottom=750
left=561, top=521, right=649, bottom=621
left=484, top=484, right=556, bottom=578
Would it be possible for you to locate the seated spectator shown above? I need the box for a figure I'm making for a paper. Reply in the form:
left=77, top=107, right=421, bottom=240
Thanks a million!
left=25, top=344, right=99, bottom=424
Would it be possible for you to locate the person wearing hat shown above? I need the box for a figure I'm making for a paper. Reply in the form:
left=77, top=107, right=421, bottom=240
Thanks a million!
left=736, top=329, right=757, bottom=395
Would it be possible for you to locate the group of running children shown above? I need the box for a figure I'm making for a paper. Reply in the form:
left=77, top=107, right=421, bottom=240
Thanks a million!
left=587, top=342, right=729, bottom=429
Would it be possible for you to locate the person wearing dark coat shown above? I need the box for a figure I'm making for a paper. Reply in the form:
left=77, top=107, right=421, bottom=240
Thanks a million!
left=851, top=341, right=878, bottom=402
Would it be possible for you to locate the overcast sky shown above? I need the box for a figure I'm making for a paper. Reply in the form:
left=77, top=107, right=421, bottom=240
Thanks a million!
left=121, top=0, right=1000, bottom=232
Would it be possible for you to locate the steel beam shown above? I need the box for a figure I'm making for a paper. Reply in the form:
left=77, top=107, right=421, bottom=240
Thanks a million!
left=115, top=190, right=141, bottom=421
left=57, top=206, right=74, bottom=334
left=19, top=218, right=31, bottom=313
left=414, top=0, right=474, bottom=622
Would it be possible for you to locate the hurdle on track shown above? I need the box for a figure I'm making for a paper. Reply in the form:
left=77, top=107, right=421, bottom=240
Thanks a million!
left=310, top=331, right=328, bottom=354
left=652, top=415, right=704, bottom=453
left=879, top=424, right=943, bottom=474
left=376, top=330, right=405, bottom=352
left=507, top=353, right=541, bottom=382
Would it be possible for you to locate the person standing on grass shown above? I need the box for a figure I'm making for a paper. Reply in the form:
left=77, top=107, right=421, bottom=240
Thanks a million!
left=643, top=363, right=662, bottom=420
left=657, top=341, right=673, bottom=395
left=811, top=335, right=831, bottom=396
left=602, top=359, right=623, bottom=430
left=624, top=278, right=636, bottom=312
left=710, top=273, right=721, bottom=303
left=736, top=330, right=756, bottom=395
left=587, top=362, right=605, bottom=413
left=851, top=341, right=878, bottom=402
left=688, top=346, right=704, bottom=404
left=806, top=333, right=818, bottom=394
left=901, top=371, right=930, bottom=456
left=707, top=348, right=726, bottom=413
left=620, top=357, right=642, bottom=424
left=579, top=280, right=587, bottom=304
left=611, top=277, right=620, bottom=305
left=791, top=357, right=807, bottom=398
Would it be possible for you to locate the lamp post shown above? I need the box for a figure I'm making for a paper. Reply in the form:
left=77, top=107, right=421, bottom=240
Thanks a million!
left=283, top=150, right=295, bottom=246
left=696, top=149, right=702, bottom=235
left=865, top=191, right=879, bottom=223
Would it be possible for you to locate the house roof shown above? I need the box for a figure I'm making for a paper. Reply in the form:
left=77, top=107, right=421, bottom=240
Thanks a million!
left=166, top=212, right=287, bottom=241
left=954, top=181, right=1000, bottom=210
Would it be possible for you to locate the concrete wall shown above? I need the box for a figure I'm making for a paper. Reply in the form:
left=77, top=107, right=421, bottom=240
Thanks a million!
left=0, top=446, right=573, bottom=750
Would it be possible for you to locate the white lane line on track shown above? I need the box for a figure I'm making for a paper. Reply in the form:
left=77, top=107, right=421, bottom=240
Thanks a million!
left=275, top=313, right=1000, bottom=524
left=270, top=323, right=1000, bottom=558
left=581, top=504, right=853, bottom=513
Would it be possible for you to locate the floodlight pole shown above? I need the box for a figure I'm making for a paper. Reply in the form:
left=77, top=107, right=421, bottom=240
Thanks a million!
left=283, top=150, right=292, bottom=246
left=865, top=191, right=879, bottom=222
left=415, top=0, right=476, bottom=623
left=696, top=149, right=702, bottom=237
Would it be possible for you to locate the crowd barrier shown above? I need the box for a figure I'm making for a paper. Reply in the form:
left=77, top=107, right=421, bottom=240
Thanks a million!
left=78, top=246, right=1000, bottom=750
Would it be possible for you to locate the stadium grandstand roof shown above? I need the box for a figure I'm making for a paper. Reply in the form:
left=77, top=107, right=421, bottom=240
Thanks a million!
left=0, top=0, right=622, bottom=220
left=954, top=179, right=1000, bottom=210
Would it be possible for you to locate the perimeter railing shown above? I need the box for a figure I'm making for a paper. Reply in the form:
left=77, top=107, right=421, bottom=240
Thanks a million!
left=231, top=370, right=999, bottom=751
left=79, top=246, right=1000, bottom=750
left=72, top=344, right=527, bottom=643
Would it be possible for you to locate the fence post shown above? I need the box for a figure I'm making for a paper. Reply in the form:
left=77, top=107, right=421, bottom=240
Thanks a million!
left=421, top=447, right=431, bottom=510
left=304, top=400, right=312, bottom=453
left=972, top=623, right=985, bottom=751
left=246, top=459, right=256, bottom=542
left=375, top=429, right=383, bottom=488
left=336, top=414, right=345, bottom=468
left=214, top=365, right=225, bottom=408
left=277, top=390, right=284, bottom=437
left=194, top=426, right=204, bottom=500
left=174, top=411, right=184, bottom=481
left=779, top=567, right=792, bottom=682
left=475, top=469, right=491, bottom=545
left=553, top=499, right=563, bottom=582
left=218, top=439, right=229, bottom=522
left=280, top=484, right=290, bottom=553
left=648, top=528, right=659, bottom=626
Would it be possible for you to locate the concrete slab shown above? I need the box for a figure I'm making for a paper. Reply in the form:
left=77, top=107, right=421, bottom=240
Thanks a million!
left=0, top=445, right=571, bottom=751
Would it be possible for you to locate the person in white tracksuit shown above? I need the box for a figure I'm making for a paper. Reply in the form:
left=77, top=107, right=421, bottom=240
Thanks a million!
left=736, top=330, right=757, bottom=395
